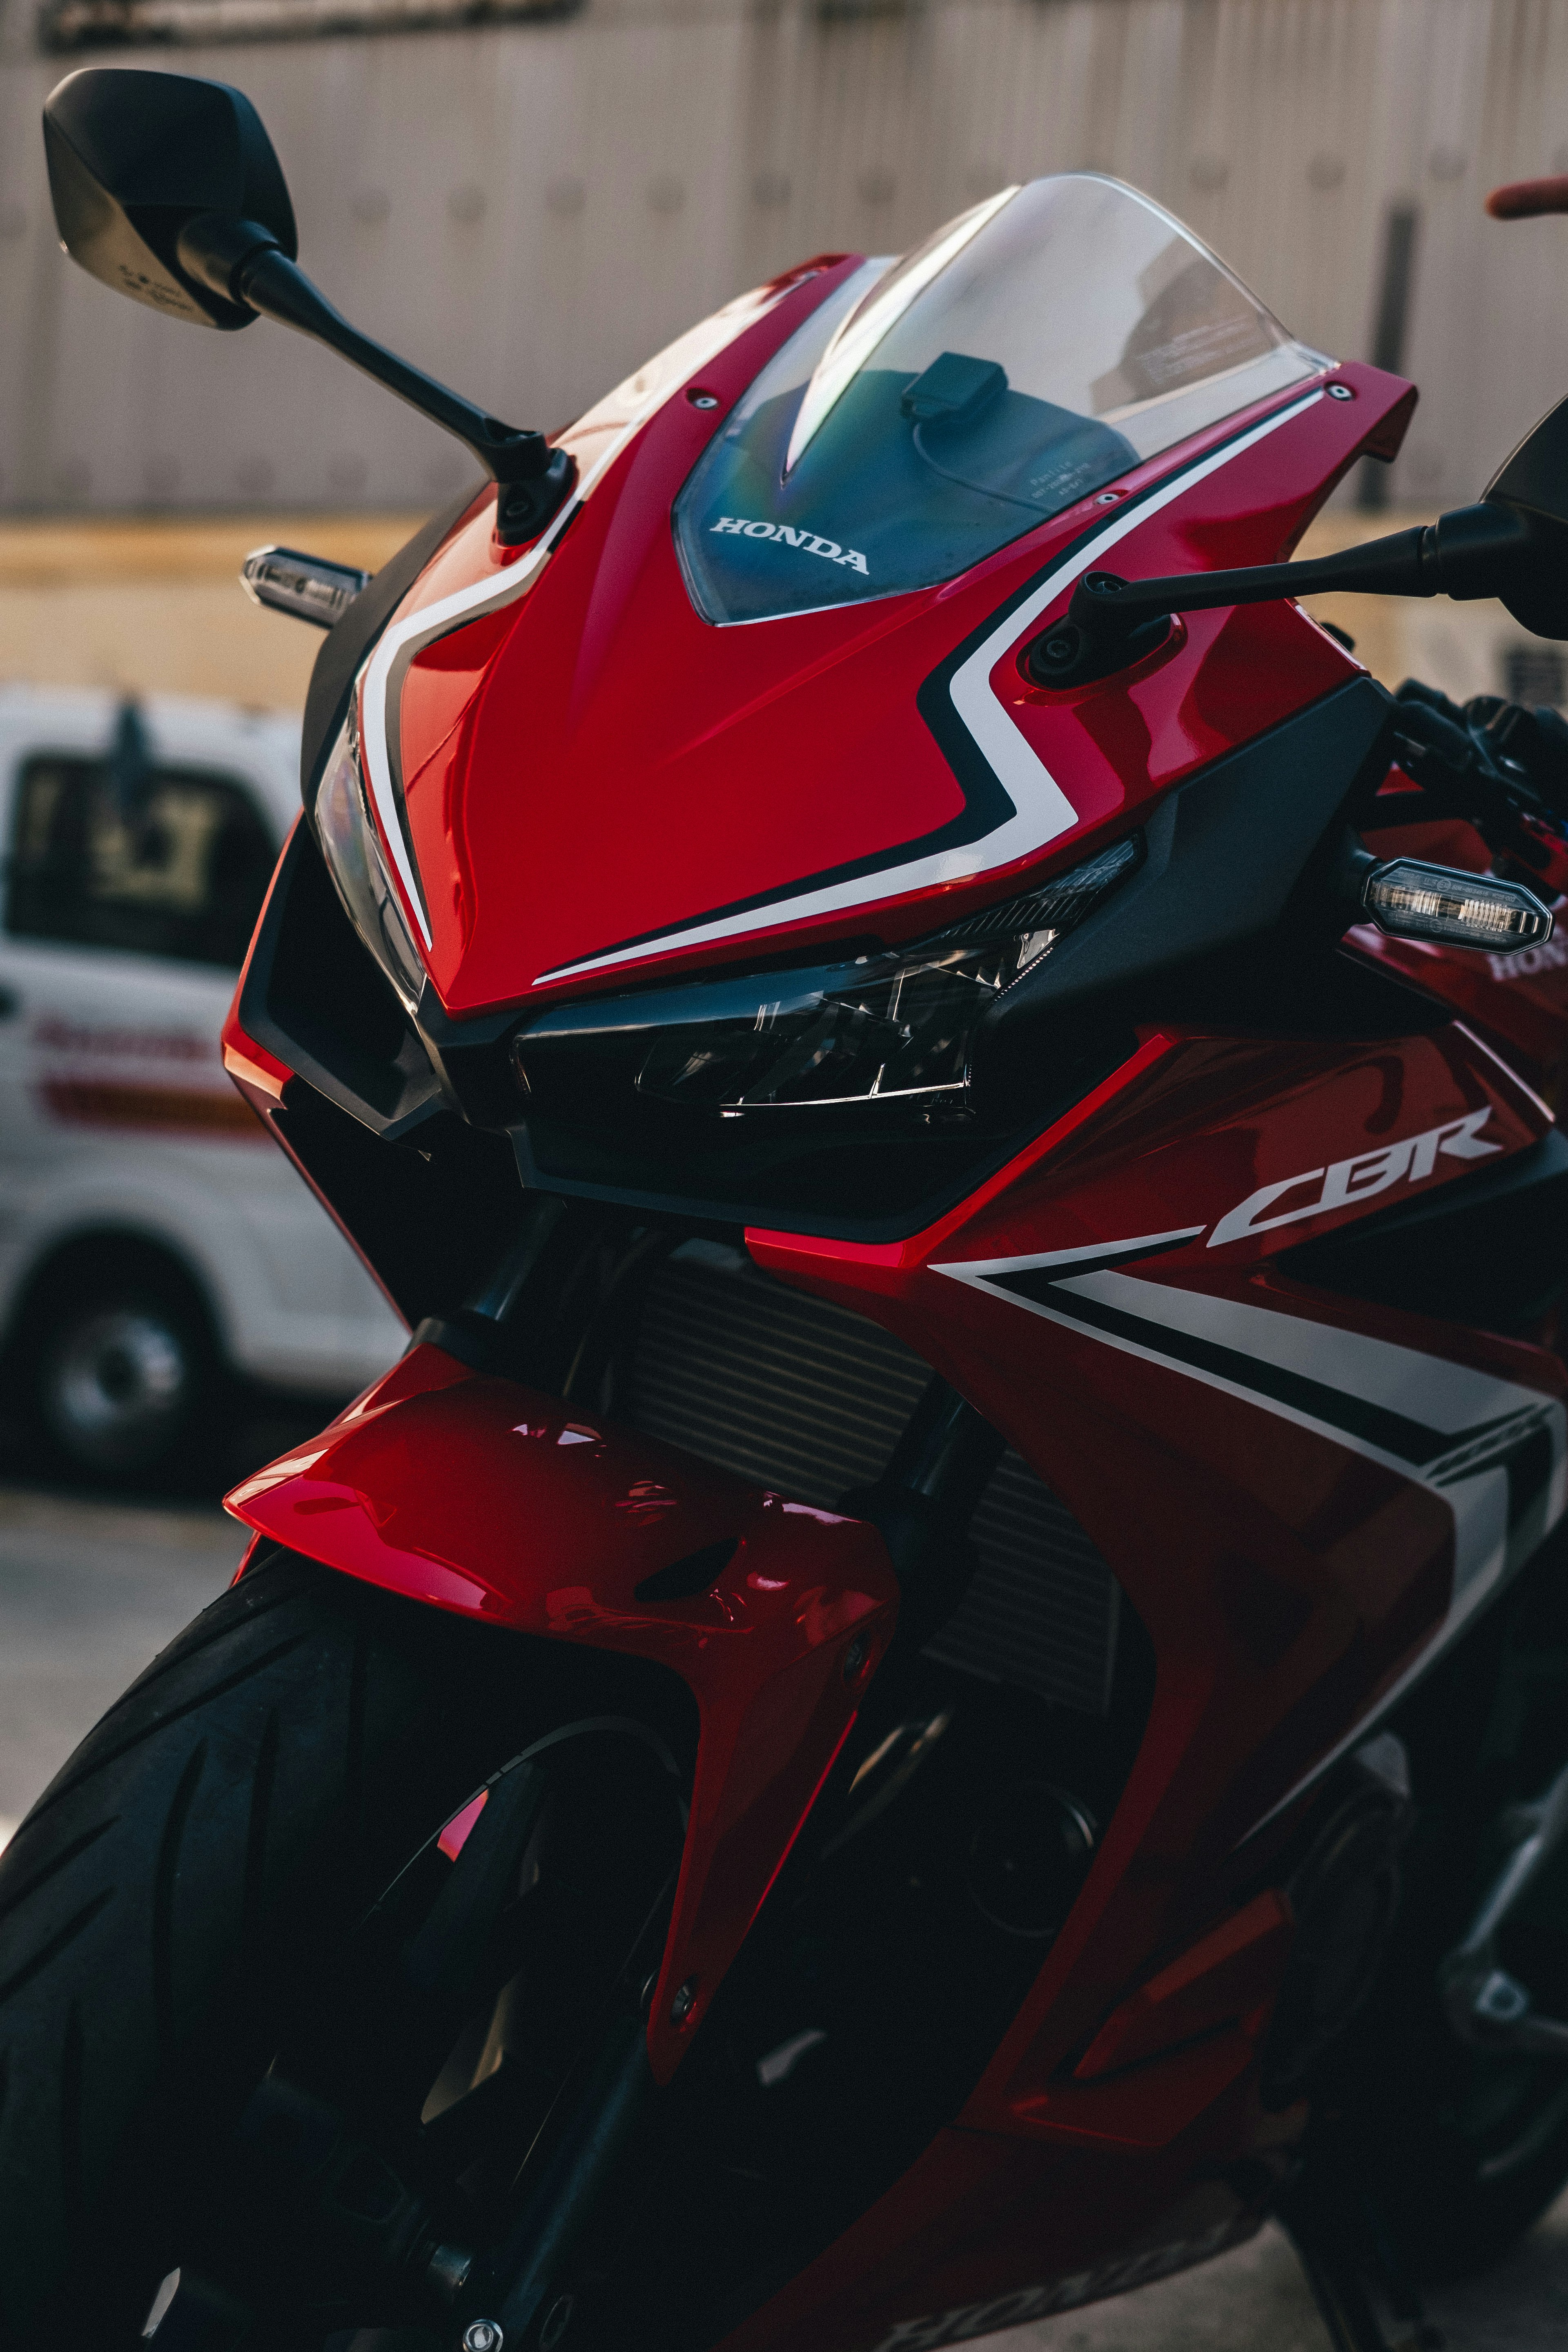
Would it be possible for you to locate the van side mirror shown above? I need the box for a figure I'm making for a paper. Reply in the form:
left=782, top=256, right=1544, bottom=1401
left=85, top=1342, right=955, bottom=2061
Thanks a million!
left=42, top=67, right=575, bottom=543
left=43, top=68, right=296, bottom=332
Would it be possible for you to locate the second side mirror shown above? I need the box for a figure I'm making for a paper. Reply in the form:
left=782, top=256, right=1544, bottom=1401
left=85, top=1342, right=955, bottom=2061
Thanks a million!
left=1483, top=395, right=1568, bottom=638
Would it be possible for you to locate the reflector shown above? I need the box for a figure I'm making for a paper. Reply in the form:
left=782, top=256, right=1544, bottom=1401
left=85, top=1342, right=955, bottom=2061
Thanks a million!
left=1363, top=858, right=1554, bottom=953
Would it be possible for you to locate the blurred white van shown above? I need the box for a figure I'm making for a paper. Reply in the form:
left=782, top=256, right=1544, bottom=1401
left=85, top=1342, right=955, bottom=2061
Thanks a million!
left=0, top=684, right=404, bottom=1482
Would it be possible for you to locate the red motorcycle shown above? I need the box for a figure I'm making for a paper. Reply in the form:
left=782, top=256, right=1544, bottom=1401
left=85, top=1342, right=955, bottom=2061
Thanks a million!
left=13, top=67, right=1568, bottom=2352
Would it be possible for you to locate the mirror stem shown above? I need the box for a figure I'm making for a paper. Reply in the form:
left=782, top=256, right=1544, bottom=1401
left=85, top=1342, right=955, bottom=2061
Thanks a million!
left=178, top=214, right=575, bottom=540
left=1032, top=503, right=1537, bottom=687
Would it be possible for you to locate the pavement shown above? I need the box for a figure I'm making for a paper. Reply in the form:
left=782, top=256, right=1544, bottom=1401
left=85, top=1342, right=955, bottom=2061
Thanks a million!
left=2, top=1479, right=1566, bottom=2350
left=0, top=1480, right=246, bottom=1839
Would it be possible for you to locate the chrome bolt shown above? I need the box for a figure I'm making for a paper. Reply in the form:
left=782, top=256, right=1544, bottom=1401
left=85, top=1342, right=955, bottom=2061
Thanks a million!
left=1328, top=382, right=1355, bottom=400
left=464, top=2322, right=504, bottom=2352
left=687, top=389, right=720, bottom=409
left=842, top=1633, right=870, bottom=1681
left=670, top=1976, right=699, bottom=2024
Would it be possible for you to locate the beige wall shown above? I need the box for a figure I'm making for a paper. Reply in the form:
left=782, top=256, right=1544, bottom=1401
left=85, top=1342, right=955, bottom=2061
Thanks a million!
left=0, top=514, right=424, bottom=708
left=2, top=506, right=1548, bottom=720
left=5, top=0, right=1568, bottom=519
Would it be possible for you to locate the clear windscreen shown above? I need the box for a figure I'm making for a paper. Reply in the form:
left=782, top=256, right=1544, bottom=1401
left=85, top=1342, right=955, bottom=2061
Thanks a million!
left=674, top=174, right=1325, bottom=625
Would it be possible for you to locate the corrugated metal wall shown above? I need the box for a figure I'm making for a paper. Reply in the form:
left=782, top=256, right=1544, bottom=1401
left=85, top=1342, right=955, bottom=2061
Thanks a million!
left=4, top=0, right=1568, bottom=514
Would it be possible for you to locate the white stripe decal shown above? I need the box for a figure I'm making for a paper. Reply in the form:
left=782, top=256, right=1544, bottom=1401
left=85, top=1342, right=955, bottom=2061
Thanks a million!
left=534, top=387, right=1326, bottom=984
left=944, top=390, right=1323, bottom=845
left=995, top=1227, right=1206, bottom=1273
left=358, top=284, right=800, bottom=948
left=935, top=1248, right=1568, bottom=1835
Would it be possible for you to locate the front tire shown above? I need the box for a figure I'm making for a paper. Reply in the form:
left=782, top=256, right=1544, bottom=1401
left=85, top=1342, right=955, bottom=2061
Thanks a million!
left=0, top=1547, right=684, bottom=2350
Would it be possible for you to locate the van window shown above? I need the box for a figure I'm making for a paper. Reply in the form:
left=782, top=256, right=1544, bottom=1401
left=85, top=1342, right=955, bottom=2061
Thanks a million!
left=6, top=755, right=277, bottom=970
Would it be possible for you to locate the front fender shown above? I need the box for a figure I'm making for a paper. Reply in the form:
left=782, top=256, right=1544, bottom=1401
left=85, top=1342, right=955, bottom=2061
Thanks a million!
left=226, top=1341, right=899, bottom=2080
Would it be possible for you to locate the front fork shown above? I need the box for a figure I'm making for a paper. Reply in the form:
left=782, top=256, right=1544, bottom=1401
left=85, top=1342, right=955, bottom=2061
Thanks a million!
left=195, top=1211, right=1015, bottom=2352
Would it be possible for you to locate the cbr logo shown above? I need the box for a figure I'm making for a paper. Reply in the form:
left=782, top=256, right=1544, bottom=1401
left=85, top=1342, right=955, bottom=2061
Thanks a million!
left=1208, top=1108, right=1500, bottom=1249
left=710, top=515, right=870, bottom=575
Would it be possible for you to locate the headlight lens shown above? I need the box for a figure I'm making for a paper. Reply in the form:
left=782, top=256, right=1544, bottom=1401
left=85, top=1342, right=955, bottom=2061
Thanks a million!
left=515, top=834, right=1139, bottom=1122
left=316, top=712, right=427, bottom=1014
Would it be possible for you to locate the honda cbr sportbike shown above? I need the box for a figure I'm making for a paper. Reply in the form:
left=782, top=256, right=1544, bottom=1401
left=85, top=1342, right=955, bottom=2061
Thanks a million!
left=14, top=66, right=1568, bottom=2352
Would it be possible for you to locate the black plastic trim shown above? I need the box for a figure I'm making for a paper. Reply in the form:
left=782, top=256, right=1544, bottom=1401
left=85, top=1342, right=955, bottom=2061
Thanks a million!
left=300, top=482, right=484, bottom=817
left=269, top=1077, right=521, bottom=1330
left=1280, top=1128, right=1568, bottom=1335
left=973, top=676, right=1399, bottom=1091
left=240, top=823, right=443, bottom=1139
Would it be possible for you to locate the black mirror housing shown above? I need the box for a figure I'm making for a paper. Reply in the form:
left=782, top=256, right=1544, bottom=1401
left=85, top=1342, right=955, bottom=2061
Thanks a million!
left=1486, top=391, right=1568, bottom=523
left=1036, top=383, right=1568, bottom=686
left=43, top=67, right=296, bottom=332
left=1483, top=395, right=1568, bottom=638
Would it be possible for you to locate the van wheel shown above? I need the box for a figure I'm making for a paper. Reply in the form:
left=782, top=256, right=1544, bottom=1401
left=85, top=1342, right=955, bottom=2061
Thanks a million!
left=28, top=1258, right=222, bottom=1487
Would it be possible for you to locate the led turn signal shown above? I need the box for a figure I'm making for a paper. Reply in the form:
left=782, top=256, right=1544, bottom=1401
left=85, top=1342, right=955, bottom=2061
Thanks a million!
left=1363, top=858, right=1555, bottom=954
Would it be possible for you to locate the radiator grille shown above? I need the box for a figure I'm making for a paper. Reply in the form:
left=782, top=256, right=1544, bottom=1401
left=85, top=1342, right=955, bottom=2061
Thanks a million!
left=930, top=1454, right=1122, bottom=1715
left=626, top=1245, right=1121, bottom=1714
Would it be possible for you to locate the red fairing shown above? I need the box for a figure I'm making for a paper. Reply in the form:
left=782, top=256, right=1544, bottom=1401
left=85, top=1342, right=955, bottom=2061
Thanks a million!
left=195, top=169, right=1568, bottom=2352
left=39, top=85, right=1568, bottom=2352
left=716, top=1013, right=1568, bottom=2351
left=225, top=1345, right=898, bottom=2082
left=360, top=316, right=1408, bottom=1017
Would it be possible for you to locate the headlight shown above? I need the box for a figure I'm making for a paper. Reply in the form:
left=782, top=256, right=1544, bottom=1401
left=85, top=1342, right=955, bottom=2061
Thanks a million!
left=514, top=834, right=1139, bottom=1124
left=316, top=711, right=428, bottom=1014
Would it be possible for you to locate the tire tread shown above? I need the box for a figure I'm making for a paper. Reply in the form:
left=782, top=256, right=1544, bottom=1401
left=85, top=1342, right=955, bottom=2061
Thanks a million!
left=0, top=1549, right=539, bottom=2349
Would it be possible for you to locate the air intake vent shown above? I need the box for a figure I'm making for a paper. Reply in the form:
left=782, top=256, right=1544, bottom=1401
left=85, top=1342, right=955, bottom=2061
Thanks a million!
left=626, top=1244, right=1121, bottom=1715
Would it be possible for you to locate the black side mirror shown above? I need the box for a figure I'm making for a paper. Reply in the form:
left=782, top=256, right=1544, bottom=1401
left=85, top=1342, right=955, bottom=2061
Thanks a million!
left=1481, top=395, right=1568, bottom=638
left=42, top=67, right=575, bottom=542
left=1030, top=385, right=1568, bottom=687
left=44, top=68, right=296, bottom=332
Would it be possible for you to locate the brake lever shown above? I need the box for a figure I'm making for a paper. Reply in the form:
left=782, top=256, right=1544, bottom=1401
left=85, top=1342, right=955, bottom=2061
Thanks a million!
left=1384, top=696, right=1568, bottom=889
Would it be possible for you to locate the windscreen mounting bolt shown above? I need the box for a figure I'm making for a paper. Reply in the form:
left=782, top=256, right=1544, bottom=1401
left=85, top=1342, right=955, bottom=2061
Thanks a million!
left=463, top=2323, right=503, bottom=2352
left=670, top=1977, right=699, bottom=2024
left=1328, top=382, right=1355, bottom=400
left=842, top=1633, right=870, bottom=1682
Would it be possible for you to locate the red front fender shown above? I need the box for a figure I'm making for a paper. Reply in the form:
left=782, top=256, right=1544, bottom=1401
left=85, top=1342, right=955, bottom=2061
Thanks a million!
left=226, top=1341, right=899, bottom=2080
